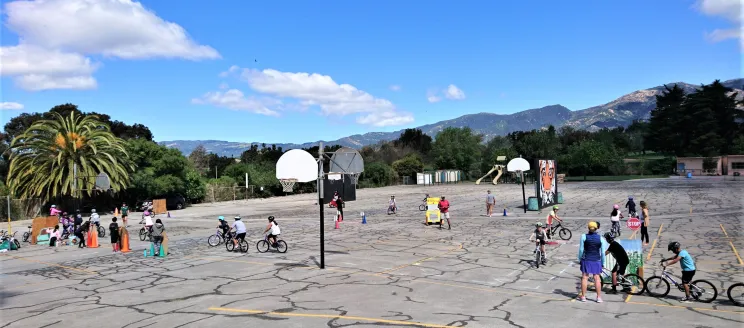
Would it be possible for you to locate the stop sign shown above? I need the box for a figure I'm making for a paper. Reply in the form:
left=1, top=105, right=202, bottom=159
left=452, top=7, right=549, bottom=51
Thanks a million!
left=627, top=217, right=642, bottom=231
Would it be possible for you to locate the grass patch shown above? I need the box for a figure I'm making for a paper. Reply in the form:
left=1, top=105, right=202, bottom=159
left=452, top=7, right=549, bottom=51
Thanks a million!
left=564, top=175, right=669, bottom=182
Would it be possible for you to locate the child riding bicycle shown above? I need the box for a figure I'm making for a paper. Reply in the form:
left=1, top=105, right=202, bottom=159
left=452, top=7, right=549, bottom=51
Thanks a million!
left=389, top=196, right=397, bottom=212
left=663, top=241, right=696, bottom=303
left=610, top=204, right=624, bottom=236
left=529, top=222, right=547, bottom=264
left=262, top=216, right=281, bottom=247
left=546, top=206, right=562, bottom=239
left=603, top=232, right=630, bottom=293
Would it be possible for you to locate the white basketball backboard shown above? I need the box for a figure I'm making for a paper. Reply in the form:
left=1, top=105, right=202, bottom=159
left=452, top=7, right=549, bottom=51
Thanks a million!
left=276, top=149, right=317, bottom=182
left=507, top=158, right=530, bottom=172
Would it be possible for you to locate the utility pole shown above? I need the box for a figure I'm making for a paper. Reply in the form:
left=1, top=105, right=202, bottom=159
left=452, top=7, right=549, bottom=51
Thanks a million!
left=6, top=195, right=11, bottom=234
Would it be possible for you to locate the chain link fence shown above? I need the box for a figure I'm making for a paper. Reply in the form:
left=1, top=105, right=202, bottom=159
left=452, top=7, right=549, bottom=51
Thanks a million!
left=0, top=196, right=43, bottom=222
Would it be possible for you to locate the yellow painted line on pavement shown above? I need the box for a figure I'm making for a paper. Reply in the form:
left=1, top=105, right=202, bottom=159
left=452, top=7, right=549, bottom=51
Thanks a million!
left=0, top=254, right=97, bottom=275
left=625, top=300, right=744, bottom=315
left=720, top=224, right=743, bottom=265
left=645, top=224, right=663, bottom=262
left=208, top=307, right=455, bottom=327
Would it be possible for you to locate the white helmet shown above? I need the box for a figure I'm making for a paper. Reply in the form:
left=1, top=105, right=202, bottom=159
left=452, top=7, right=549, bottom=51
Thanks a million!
left=51, top=205, right=56, bottom=208
left=91, top=209, right=96, bottom=213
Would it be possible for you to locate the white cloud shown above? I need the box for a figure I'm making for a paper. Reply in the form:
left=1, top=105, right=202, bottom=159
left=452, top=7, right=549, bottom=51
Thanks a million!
left=427, top=84, right=465, bottom=102
left=191, top=89, right=280, bottom=117
left=0, top=0, right=219, bottom=91
left=444, top=84, right=466, bottom=100
left=0, top=102, right=24, bottom=110
left=199, top=67, right=414, bottom=126
left=389, top=85, right=401, bottom=91
left=695, top=0, right=744, bottom=50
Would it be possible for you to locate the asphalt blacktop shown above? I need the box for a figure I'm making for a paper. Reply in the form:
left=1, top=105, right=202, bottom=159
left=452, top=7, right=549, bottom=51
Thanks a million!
left=1, top=177, right=743, bottom=327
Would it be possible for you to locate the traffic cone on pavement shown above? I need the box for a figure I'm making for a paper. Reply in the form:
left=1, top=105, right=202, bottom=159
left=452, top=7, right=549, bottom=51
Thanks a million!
left=503, top=207, right=508, bottom=216
left=90, top=228, right=99, bottom=248
left=361, top=212, right=367, bottom=224
left=167, top=211, right=171, bottom=218
left=119, top=228, right=131, bottom=253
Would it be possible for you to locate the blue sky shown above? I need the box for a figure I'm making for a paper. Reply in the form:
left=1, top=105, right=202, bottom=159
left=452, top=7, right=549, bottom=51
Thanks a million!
left=0, top=0, right=740, bottom=144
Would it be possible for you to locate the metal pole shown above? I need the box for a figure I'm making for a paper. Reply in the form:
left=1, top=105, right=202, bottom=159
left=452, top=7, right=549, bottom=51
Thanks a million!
left=6, top=195, right=11, bottom=234
left=215, top=166, right=217, bottom=179
left=318, top=142, right=325, bottom=269
left=521, top=171, right=527, bottom=213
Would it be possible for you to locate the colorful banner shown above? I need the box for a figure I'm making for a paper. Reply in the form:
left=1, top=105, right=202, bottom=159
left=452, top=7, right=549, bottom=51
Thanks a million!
left=536, top=159, right=558, bottom=209
left=602, top=239, right=644, bottom=282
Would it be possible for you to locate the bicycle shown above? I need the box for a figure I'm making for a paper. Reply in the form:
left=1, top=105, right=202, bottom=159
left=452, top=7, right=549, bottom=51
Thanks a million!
left=225, top=232, right=248, bottom=253
left=387, top=205, right=397, bottom=215
left=548, top=222, right=572, bottom=240
left=256, top=234, right=288, bottom=253
left=22, top=225, right=32, bottom=242
left=419, top=201, right=427, bottom=211
left=727, top=282, right=744, bottom=306
left=534, top=241, right=546, bottom=268
left=645, top=256, right=717, bottom=303
left=208, top=229, right=227, bottom=246
left=587, top=266, right=646, bottom=295
left=610, top=220, right=622, bottom=238
left=139, top=224, right=152, bottom=241
left=0, top=231, right=21, bottom=250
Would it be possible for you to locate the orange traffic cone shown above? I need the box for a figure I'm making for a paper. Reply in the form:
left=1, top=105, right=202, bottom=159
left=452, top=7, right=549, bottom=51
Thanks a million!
left=114, top=207, right=120, bottom=217
left=119, top=228, right=131, bottom=253
left=89, top=227, right=99, bottom=248
left=86, top=229, right=93, bottom=247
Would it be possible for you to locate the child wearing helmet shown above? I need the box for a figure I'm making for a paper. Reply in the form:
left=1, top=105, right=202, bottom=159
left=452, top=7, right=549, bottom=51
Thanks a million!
left=217, top=216, right=230, bottom=240
left=603, top=232, right=630, bottom=293
left=389, top=196, right=397, bottom=213
left=90, top=209, right=100, bottom=228
left=263, top=216, right=281, bottom=247
left=529, top=222, right=547, bottom=263
left=663, top=241, right=696, bottom=302
left=610, top=204, right=624, bottom=237
left=546, top=205, right=562, bottom=239
left=625, top=196, right=636, bottom=217
left=50, top=205, right=62, bottom=217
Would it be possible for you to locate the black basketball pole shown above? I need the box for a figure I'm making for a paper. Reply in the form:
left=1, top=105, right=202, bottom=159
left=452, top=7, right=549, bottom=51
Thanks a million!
left=521, top=171, right=527, bottom=213
left=318, top=142, right=325, bottom=269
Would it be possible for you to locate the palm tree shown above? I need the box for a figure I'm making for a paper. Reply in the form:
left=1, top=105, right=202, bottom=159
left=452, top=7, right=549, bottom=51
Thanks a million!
left=6, top=111, right=134, bottom=200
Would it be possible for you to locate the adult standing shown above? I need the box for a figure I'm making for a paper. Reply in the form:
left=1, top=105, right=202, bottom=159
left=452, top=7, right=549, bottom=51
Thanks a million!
left=438, top=196, right=451, bottom=230
left=639, top=201, right=650, bottom=246
left=486, top=190, right=496, bottom=217
left=577, top=221, right=607, bottom=303
left=75, top=222, right=89, bottom=249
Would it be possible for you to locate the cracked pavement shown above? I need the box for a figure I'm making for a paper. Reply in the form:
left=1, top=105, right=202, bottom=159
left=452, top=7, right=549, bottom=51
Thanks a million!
left=1, top=177, right=743, bottom=327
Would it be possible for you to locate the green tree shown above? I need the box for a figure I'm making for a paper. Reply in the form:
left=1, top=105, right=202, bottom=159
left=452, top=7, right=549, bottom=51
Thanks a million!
left=432, top=127, right=483, bottom=175
left=511, top=126, right=561, bottom=161
left=359, top=162, right=396, bottom=187
left=125, top=139, right=204, bottom=202
left=7, top=112, right=134, bottom=200
left=647, top=84, right=687, bottom=155
left=393, top=128, right=433, bottom=154
left=566, top=140, right=622, bottom=180
left=392, top=155, right=425, bottom=179
left=188, top=144, right=209, bottom=174
left=184, top=170, right=206, bottom=202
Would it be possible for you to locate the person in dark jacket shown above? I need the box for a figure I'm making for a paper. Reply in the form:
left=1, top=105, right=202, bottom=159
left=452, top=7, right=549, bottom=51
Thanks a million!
left=150, top=219, right=165, bottom=256
left=109, top=217, right=120, bottom=252
left=75, top=222, right=89, bottom=248
left=577, top=221, right=607, bottom=303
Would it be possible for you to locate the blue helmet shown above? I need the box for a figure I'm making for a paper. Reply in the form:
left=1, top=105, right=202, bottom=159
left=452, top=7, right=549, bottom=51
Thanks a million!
left=218, top=216, right=225, bottom=221
left=628, top=196, right=634, bottom=200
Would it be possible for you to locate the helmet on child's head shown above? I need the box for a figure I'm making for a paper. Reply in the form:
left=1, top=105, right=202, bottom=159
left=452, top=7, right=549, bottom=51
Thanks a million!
left=667, top=241, right=680, bottom=252
left=613, top=204, right=619, bottom=209
left=628, top=196, right=634, bottom=200
left=603, top=232, right=615, bottom=242
left=62, top=212, right=67, bottom=216
left=268, top=216, right=275, bottom=221
left=218, top=216, right=224, bottom=221
left=234, top=216, right=241, bottom=220
left=553, top=205, right=559, bottom=210
left=91, top=209, right=96, bottom=213
left=51, top=205, right=56, bottom=208
left=535, top=222, right=543, bottom=227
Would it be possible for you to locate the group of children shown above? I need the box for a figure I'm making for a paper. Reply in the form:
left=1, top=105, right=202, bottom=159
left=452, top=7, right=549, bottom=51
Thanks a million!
left=217, top=215, right=282, bottom=250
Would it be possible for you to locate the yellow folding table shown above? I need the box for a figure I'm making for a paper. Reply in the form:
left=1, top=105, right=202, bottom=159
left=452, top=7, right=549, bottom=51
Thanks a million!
left=424, top=197, right=443, bottom=226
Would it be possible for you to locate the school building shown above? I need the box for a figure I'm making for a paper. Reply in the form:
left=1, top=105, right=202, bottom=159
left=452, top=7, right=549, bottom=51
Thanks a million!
left=676, top=155, right=744, bottom=176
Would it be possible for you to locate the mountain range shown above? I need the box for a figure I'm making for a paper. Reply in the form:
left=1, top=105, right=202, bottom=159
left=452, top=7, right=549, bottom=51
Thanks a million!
left=162, top=78, right=744, bottom=157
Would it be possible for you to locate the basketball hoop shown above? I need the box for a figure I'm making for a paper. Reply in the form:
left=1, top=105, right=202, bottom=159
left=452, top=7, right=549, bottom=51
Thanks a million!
left=280, top=179, right=297, bottom=192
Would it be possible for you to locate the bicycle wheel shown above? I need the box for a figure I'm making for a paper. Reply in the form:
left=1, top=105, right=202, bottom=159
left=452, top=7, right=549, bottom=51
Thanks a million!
left=558, top=228, right=572, bottom=240
left=226, top=240, right=235, bottom=252
left=645, top=276, right=670, bottom=297
left=256, top=240, right=269, bottom=253
left=207, top=235, right=222, bottom=247
left=98, top=225, right=106, bottom=238
left=13, top=239, right=21, bottom=249
left=690, top=279, right=717, bottom=303
left=727, top=283, right=744, bottom=306
left=535, top=250, right=541, bottom=268
left=139, top=228, right=147, bottom=241
left=276, top=240, right=288, bottom=253
left=419, top=204, right=426, bottom=211
left=621, top=274, right=646, bottom=295
left=23, top=232, right=30, bottom=242
left=239, top=240, right=249, bottom=253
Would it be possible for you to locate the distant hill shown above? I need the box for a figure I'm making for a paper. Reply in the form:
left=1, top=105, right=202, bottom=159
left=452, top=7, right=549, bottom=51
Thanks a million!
left=162, top=78, right=744, bottom=156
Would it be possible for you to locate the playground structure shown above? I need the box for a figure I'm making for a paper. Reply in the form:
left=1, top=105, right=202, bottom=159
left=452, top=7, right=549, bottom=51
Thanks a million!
left=475, top=156, right=507, bottom=185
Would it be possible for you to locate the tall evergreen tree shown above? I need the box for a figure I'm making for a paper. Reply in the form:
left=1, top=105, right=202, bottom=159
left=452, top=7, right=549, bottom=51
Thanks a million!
left=647, top=84, right=687, bottom=155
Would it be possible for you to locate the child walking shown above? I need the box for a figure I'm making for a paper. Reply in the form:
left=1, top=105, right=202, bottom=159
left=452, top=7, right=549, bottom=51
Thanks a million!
left=109, top=217, right=120, bottom=252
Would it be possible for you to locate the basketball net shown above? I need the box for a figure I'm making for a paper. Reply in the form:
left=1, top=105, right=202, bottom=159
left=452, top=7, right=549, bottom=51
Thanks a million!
left=349, top=173, right=360, bottom=185
left=280, top=179, right=297, bottom=192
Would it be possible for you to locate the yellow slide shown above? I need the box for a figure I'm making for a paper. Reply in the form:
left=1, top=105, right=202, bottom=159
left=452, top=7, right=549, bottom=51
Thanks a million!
left=476, top=165, right=504, bottom=185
